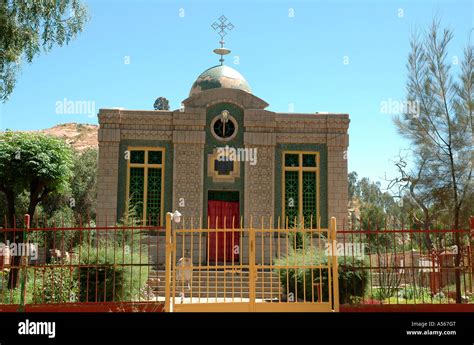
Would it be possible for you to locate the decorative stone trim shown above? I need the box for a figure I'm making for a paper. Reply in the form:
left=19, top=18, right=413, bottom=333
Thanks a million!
left=244, top=132, right=276, bottom=146
left=276, top=114, right=349, bottom=132
left=121, top=130, right=172, bottom=141
left=207, top=148, right=240, bottom=183
left=210, top=114, right=239, bottom=142
left=98, top=128, right=120, bottom=142
left=172, top=130, right=206, bottom=144
left=276, top=133, right=330, bottom=144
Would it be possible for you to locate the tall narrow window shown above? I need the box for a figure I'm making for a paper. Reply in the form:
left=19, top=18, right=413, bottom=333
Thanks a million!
left=283, top=152, right=319, bottom=228
left=126, top=148, right=165, bottom=225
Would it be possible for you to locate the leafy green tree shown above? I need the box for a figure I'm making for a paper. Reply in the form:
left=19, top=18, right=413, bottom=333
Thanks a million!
left=70, top=148, right=97, bottom=223
left=0, top=132, right=74, bottom=224
left=0, top=132, right=73, bottom=287
left=348, top=171, right=360, bottom=201
left=393, top=20, right=472, bottom=232
left=349, top=173, right=405, bottom=228
left=153, top=97, right=170, bottom=110
left=33, top=147, right=98, bottom=225
left=392, top=20, right=473, bottom=303
left=0, top=1, right=89, bottom=101
left=360, top=203, right=386, bottom=231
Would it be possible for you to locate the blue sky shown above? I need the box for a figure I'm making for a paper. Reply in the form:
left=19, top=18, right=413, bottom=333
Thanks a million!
left=0, top=0, right=472, bottom=186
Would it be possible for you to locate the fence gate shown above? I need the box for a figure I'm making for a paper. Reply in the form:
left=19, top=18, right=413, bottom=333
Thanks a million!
left=164, top=214, right=339, bottom=312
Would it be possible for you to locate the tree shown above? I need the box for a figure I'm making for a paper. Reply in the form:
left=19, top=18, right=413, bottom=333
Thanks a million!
left=0, top=1, right=89, bottom=101
left=70, top=148, right=97, bottom=223
left=0, top=132, right=74, bottom=223
left=348, top=171, right=360, bottom=201
left=0, top=132, right=73, bottom=288
left=153, top=97, right=170, bottom=110
left=348, top=172, right=406, bottom=230
left=392, top=20, right=473, bottom=302
left=33, top=147, right=98, bottom=225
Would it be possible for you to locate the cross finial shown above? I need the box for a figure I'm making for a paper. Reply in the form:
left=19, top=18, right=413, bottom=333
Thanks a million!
left=211, top=15, right=234, bottom=46
left=211, top=15, right=234, bottom=65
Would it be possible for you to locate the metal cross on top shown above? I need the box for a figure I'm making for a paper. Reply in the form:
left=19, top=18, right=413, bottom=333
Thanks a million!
left=211, top=15, right=234, bottom=65
left=211, top=15, right=234, bottom=46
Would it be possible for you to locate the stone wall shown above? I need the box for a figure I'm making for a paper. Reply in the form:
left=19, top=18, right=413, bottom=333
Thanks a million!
left=172, top=132, right=205, bottom=223
left=327, top=134, right=349, bottom=232
left=96, top=112, right=121, bottom=226
left=275, top=113, right=350, bottom=231
left=243, top=111, right=276, bottom=221
left=97, top=89, right=350, bottom=259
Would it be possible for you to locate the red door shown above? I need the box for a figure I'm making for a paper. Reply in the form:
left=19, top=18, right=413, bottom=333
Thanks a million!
left=208, top=200, right=240, bottom=264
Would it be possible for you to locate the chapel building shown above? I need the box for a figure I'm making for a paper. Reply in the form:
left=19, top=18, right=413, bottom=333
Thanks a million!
left=96, top=26, right=349, bottom=264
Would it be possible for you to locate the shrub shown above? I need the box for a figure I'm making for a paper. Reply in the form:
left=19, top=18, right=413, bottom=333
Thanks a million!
left=287, top=225, right=312, bottom=251
left=372, top=287, right=394, bottom=301
left=338, top=260, right=369, bottom=303
left=0, top=270, right=34, bottom=305
left=28, top=206, right=81, bottom=261
left=1, top=287, right=27, bottom=305
left=31, top=261, right=78, bottom=303
left=274, top=246, right=368, bottom=304
left=75, top=237, right=149, bottom=302
left=397, top=285, right=432, bottom=301
left=1, top=264, right=78, bottom=305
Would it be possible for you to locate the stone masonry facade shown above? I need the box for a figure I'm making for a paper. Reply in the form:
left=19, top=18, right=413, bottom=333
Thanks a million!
left=96, top=88, right=349, bottom=264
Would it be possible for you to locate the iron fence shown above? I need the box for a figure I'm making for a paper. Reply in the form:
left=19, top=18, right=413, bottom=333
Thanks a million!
left=0, top=215, right=165, bottom=311
left=339, top=221, right=473, bottom=306
left=0, top=214, right=472, bottom=312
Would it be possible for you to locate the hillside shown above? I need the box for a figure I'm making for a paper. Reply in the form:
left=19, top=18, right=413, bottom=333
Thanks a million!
left=27, top=123, right=98, bottom=152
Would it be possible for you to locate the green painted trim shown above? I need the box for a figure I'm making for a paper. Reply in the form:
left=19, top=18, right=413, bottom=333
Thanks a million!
left=275, top=144, right=328, bottom=228
left=117, top=140, right=173, bottom=225
left=208, top=190, right=240, bottom=202
left=203, top=103, right=245, bottom=226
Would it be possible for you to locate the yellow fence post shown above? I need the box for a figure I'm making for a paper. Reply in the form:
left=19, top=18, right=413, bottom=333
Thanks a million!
left=249, top=217, right=256, bottom=312
left=165, top=212, right=172, bottom=312
left=331, top=217, right=339, bottom=312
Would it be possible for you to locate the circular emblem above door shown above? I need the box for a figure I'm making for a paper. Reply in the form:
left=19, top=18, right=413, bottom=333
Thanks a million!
left=211, top=110, right=238, bottom=141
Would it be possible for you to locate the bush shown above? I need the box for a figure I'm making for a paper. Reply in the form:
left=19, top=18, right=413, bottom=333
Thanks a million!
left=75, top=237, right=149, bottom=302
left=70, top=148, right=97, bottom=222
left=0, top=273, right=28, bottom=304
left=338, top=260, right=369, bottom=303
left=0, top=267, right=36, bottom=305
left=1, top=287, right=27, bottom=305
left=287, top=226, right=312, bottom=250
left=1, top=264, right=78, bottom=305
left=28, top=207, right=81, bottom=251
left=274, top=246, right=368, bottom=304
left=397, top=285, right=432, bottom=301
left=372, top=287, right=394, bottom=301
left=31, top=261, right=78, bottom=303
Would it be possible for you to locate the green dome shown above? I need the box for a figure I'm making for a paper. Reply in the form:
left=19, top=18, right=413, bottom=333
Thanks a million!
left=189, top=65, right=252, bottom=96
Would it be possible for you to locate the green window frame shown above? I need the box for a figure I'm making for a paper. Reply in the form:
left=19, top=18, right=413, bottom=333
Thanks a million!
left=126, top=147, right=165, bottom=226
left=282, top=152, right=319, bottom=228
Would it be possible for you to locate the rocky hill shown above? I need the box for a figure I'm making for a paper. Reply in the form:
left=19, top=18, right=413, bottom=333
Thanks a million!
left=27, top=123, right=98, bottom=152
